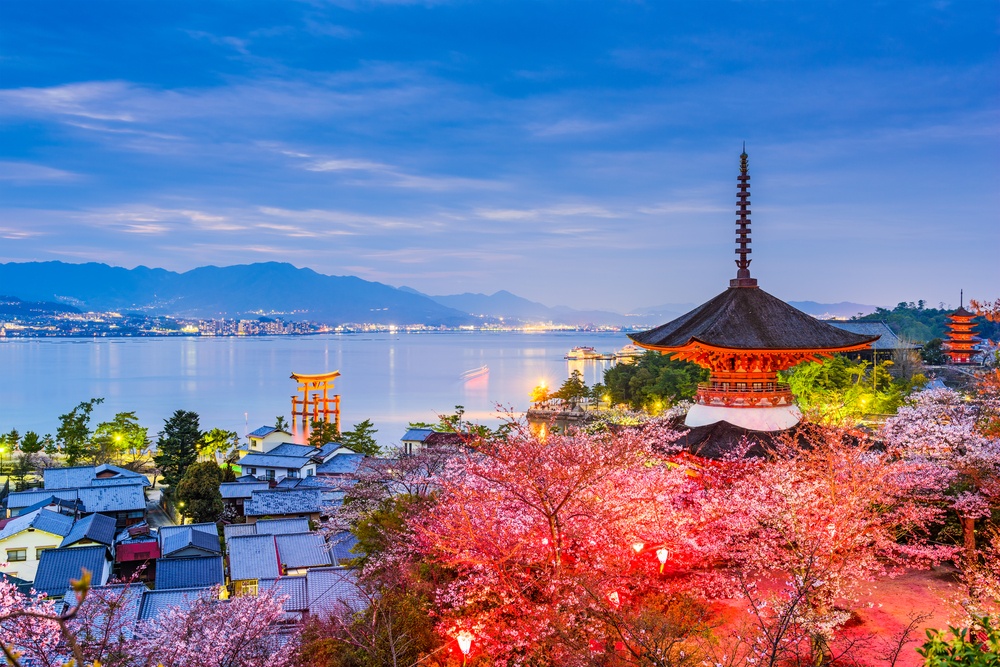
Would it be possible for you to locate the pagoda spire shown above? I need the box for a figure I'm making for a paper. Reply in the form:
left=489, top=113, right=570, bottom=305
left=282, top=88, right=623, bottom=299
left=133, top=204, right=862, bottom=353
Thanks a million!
left=731, top=144, right=757, bottom=287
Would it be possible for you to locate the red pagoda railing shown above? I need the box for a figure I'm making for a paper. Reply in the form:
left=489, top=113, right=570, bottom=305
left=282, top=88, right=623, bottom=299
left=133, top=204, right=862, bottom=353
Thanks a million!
left=695, top=381, right=794, bottom=408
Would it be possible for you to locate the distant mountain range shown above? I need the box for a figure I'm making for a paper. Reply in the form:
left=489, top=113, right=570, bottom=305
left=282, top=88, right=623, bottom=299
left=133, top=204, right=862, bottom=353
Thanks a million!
left=0, top=262, right=469, bottom=326
left=0, top=261, right=879, bottom=327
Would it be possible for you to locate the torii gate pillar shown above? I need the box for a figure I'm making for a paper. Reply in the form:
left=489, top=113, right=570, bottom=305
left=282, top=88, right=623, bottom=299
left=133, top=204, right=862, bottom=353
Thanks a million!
left=290, top=371, right=342, bottom=434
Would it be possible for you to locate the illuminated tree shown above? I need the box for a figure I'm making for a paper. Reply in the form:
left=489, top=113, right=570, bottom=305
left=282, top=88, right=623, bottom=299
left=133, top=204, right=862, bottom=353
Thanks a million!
left=882, top=387, right=1000, bottom=560
left=407, top=420, right=696, bottom=665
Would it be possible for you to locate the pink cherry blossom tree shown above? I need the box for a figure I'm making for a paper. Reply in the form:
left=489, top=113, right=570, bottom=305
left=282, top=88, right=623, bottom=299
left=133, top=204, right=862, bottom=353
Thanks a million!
left=130, top=586, right=292, bottom=667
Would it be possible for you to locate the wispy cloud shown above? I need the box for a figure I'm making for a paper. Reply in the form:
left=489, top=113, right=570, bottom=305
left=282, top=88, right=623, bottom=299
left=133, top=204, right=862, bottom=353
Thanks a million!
left=0, top=162, right=79, bottom=182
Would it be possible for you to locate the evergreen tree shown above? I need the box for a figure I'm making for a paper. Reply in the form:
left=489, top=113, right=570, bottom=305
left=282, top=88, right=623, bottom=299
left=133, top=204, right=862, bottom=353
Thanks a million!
left=552, top=370, right=589, bottom=406
left=154, top=410, right=202, bottom=490
left=308, top=419, right=340, bottom=447
left=921, top=338, right=949, bottom=365
left=56, top=398, right=104, bottom=465
left=20, top=431, right=42, bottom=455
left=340, top=419, right=381, bottom=456
left=4, top=429, right=20, bottom=450
left=174, top=461, right=224, bottom=524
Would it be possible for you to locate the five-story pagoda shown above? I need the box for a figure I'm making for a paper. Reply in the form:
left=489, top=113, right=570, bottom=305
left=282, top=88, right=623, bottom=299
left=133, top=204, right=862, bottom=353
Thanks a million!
left=630, top=149, right=879, bottom=437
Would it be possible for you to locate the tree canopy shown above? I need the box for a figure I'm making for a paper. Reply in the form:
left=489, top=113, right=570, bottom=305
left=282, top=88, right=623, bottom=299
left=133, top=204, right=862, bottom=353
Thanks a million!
left=175, top=461, right=224, bottom=524
left=56, top=398, right=104, bottom=465
left=340, top=419, right=381, bottom=456
left=154, top=410, right=202, bottom=490
left=602, top=352, right=707, bottom=411
left=308, top=419, right=340, bottom=448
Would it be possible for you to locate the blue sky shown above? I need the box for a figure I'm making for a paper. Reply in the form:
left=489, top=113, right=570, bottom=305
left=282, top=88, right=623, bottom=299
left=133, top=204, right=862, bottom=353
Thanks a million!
left=1, top=1, right=997, bottom=312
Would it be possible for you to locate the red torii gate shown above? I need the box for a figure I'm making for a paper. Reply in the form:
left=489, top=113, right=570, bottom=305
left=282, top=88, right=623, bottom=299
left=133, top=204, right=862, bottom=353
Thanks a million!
left=290, top=370, right=342, bottom=434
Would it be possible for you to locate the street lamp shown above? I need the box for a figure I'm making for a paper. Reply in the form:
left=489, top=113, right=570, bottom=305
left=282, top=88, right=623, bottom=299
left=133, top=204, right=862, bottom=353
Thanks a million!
left=456, top=631, right=473, bottom=666
left=177, top=501, right=186, bottom=525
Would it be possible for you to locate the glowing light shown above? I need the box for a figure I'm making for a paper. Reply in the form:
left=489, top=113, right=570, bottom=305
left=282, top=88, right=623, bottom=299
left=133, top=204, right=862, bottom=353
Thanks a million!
left=656, top=547, right=669, bottom=573
left=631, top=541, right=644, bottom=554
left=456, top=631, right=473, bottom=655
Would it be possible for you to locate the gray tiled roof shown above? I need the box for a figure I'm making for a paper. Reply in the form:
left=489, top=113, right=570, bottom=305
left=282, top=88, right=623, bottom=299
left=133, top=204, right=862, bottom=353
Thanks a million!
left=227, top=535, right=280, bottom=581
left=220, top=482, right=270, bottom=499
left=267, top=443, right=321, bottom=458
left=90, top=477, right=148, bottom=488
left=238, top=452, right=315, bottom=470
left=329, top=531, right=360, bottom=566
left=275, top=533, right=332, bottom=569
left=222, top=518, right=310, bottom=543
left=43, top=466, right=95, bottom=489
left=155, top=556, right=225, bottom=590
left=824, top=321, right=921, bottom=351
left=255, top=518, right=311, bottom=535
left=248, top=426, right=285, bottom=438
left=18, top=496, right=84, bottom=516
left=223, top=523, right=258, bottom=542
left=317, top=442, right=345, bottom=459
left=6, top=483, right=147, bottom=514
left=259, top=576, right=308, bottom=612
left=61, top=512, right=117, bottom=548
left=0, top=509, right=75, bottom=541
left=43, top=465, right=150, bottom=490
left=35, top=546, right=109, bottom=597
left=316, top=453, right=365, bottom=475
left=235, top=474, right=260, bottom=483
left=401, top=428, right=434, bottom=442
left=161, top=527, right=221, bottom=557
left=306, top=567, right=366, bottom=618
left=244, top=489, right=322, bottom=517
left=158, top=522, right=217, bottom=544
left=137, top=586, right=213, bottom=621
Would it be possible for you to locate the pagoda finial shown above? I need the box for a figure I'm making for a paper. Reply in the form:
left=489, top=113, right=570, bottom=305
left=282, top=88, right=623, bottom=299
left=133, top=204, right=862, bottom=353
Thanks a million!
left=960, top=289, right=964, bottom=308
left=731, top=145, right=757, bottom=287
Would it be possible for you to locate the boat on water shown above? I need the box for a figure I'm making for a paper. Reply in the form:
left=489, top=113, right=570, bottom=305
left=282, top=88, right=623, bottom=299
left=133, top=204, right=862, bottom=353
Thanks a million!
left=565, top=346, right=612, bottom=361
left=614, top=344, right=645, bottom=360
left=460, top=365, right=490, bottom=381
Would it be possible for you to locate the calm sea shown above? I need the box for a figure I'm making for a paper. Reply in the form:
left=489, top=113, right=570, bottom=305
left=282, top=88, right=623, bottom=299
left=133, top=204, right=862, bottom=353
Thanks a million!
left=0, top=332, right=629, bottom=448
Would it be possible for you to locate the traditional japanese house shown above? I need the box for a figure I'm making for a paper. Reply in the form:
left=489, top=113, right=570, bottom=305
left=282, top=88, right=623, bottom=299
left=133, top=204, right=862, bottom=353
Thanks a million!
left=629, top=149, right=879, bottom=456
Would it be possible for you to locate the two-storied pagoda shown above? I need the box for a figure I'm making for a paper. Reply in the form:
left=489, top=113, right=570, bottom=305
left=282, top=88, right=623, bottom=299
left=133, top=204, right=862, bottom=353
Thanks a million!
left=630, top=149, right=879, bottom=454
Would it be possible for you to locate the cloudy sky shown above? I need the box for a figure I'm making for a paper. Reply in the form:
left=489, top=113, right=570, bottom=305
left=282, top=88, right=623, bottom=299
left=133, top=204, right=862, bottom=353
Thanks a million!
left=1, top=1, right=997, bottom=312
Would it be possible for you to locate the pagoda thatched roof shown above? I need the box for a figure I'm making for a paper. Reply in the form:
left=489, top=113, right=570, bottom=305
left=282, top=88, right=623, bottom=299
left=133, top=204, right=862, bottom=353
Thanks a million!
left=630, top=286, right=879, bottom=352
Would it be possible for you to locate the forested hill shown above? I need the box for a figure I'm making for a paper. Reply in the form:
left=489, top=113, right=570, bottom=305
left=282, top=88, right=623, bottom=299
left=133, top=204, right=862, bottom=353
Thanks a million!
left=854, top=301, right=999, bottom=342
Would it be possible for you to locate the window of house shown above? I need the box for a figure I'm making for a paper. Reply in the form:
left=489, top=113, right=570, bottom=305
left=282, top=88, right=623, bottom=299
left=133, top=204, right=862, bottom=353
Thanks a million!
left=35, top=546, right=56, bottom=560
left=306, top=469, right=314, bottom=477
left=288, top=470, right=298, bottom=478
left=6, top=549, right=26, bottom=562
left=248, top=468, right=257, bottom=475
left=265, top=470, right=275, bottom=481
left=235, top=580, right=258, bottom=597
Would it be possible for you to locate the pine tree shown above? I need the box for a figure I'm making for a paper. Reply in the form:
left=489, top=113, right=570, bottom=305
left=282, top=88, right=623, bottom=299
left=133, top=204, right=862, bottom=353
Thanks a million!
left=20, top=431, right=42, bottom=454
left=174, top=461, right=224, bottom=524
left=340, top=419, right=380, bottom=456
left=56, top=398, right=104, bottom=465
left=307, top=419, right=340, bottom=448
left=154, top=410, right=202, bottom=490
